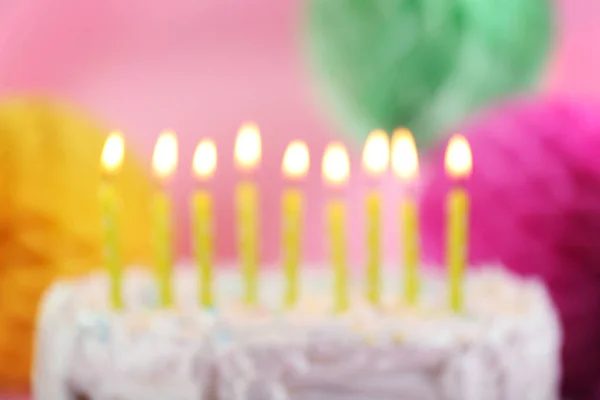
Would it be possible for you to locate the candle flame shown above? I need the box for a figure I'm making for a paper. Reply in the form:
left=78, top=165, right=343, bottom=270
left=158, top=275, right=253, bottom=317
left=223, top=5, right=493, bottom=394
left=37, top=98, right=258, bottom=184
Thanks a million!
left=193, top=139, right=217, bottom=180
left=152, top=130, right=178, bottom=180
left=234, top=122, right=262, bottom=171
left=322, top=142, right=350, bottom=186
left=362, top=129, right=389, bottom=176
left=282, top=140, right=310, bottom=179
left=391, top=128, right=419, bottom=181
left=445, top=135, right=472, bottom=179
left=101, top=132, right=125, bottom=174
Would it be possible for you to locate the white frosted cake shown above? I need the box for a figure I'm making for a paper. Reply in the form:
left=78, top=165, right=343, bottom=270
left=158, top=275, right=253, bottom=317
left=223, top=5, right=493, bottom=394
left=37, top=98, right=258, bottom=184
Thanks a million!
left=34, top=265, right=560, bottom=400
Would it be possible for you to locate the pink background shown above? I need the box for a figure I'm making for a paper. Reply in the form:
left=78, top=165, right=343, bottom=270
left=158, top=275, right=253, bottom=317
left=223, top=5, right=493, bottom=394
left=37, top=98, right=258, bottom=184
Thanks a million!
left=0, top=0, right=598, bottom=265
left=0, top=0, right=599, bottom=398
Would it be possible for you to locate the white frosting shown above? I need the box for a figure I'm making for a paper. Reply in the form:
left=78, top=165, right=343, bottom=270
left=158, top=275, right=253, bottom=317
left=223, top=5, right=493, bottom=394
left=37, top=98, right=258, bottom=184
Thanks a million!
left=33, top=265, right=561, bottom=400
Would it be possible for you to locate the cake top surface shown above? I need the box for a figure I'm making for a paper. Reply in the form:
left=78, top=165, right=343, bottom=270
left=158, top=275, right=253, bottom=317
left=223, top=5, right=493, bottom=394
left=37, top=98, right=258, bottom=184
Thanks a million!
left=51, top=265, right=554, bottom=348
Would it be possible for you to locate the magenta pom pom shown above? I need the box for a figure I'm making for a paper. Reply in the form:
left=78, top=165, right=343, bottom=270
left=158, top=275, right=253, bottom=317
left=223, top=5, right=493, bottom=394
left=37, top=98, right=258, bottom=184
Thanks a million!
left=419, top=98, right=600, bottom=399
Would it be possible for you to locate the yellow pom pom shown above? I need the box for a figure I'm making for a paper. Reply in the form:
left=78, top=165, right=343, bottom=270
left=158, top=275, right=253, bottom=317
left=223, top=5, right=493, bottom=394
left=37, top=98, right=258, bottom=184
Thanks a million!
left=0, top=98, right=152, bottom=391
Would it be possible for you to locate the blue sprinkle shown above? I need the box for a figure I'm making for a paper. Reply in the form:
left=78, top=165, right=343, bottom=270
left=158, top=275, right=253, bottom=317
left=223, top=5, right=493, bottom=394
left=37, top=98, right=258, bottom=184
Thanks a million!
left=204, top=306, right=218, bottom=315
left=217, top=330, right=232, bottom=344
left=141, top=285, right=159, bottom=308
left=95, top=317, right=111, bottom=343
left=77, top=312, right=111, bottom=343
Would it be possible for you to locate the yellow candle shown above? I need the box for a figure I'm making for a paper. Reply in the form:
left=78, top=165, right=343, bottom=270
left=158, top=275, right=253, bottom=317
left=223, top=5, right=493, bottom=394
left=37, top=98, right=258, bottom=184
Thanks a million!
left=392, top=128, right=420, bottom=305
left=362, top=130, right=389, bottom=305
left=401, top=199, right=420, bottom=304
left=100, top=132, right=125, bottom=309
left=281, top=141, right=309, bottom=308
left=444, top=135, right=472, bottom=312
left=282, top=189, right=302, bottom=307
left=234, top=123, right=262, bottom=306
left=364, top=192, right=381, bottom=305
left=236, top=181, right=259, bottom=305
left=446, top=188, right=468, bottom=312
left=192, top=139, right=217, bottom=307
left=327, top=199, right=348, bottom=312
left=152, top=131, right=178, bottom=307
left=322, top=142, right=350, bottom=313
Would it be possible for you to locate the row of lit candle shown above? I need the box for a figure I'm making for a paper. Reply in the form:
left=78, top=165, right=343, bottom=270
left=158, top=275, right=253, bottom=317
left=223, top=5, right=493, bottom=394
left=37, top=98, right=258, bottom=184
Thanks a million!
left=100, top=123, right=472, bottom=313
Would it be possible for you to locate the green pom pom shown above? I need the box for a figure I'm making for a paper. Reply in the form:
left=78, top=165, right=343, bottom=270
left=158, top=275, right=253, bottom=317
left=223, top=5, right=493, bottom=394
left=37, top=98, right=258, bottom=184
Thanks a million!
left=304, top=0, right=553, bottom=147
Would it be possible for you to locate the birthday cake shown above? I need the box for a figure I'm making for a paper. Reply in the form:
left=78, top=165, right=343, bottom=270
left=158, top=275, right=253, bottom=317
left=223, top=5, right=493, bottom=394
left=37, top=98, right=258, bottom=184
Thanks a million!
left=33, top=265, right=560, bottom=400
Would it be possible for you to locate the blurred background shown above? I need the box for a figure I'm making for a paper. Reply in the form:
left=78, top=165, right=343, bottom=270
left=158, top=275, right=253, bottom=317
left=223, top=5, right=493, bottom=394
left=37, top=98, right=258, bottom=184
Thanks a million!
left=1, top=0, right=600, bottom=399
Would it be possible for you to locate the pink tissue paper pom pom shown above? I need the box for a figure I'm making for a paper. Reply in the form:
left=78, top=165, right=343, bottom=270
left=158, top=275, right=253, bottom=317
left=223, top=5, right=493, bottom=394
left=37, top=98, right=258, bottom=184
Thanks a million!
left=419, top=97, right=600, bottom=400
